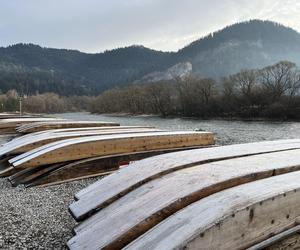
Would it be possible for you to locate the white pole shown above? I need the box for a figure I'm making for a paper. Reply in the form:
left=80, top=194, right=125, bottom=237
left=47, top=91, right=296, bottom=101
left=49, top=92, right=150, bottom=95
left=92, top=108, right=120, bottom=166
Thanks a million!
left=19, top=97, right=22, bottom=116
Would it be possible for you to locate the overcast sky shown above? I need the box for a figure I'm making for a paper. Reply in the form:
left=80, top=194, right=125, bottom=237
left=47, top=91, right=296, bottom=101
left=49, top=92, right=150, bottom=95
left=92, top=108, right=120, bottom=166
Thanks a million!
left=0, top=0, right=299, bottom=53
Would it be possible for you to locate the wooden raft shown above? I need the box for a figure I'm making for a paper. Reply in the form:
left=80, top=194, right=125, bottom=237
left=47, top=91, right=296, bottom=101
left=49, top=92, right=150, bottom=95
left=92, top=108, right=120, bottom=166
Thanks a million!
left=67, top=139, right=300, bottom=250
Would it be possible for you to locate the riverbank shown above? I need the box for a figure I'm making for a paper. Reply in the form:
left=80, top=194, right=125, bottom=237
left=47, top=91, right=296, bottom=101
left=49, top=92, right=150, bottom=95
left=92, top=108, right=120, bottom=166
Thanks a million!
left=0, top=177, right=102, bottom=250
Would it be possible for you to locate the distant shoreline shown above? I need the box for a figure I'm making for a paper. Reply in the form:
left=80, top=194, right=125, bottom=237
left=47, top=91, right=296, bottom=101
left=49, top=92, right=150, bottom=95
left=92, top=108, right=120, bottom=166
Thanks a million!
left=92, top=112, right=300, bottom=122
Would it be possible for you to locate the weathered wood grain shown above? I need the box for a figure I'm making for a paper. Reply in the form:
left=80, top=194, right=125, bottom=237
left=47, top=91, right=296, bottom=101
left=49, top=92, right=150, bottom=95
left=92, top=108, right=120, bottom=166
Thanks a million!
left=5, top=126, right=153, bottom=146
left=122, top=171, right=300, bottom=250
left=70, top=139, right=300, bottom=221
left=0, top=128, right=161, bottom=156
left=10, top=131, right=214, bottom=168
left=69, top=149, right=300, bottom=250
left=247, top=224, right=300, bottom=250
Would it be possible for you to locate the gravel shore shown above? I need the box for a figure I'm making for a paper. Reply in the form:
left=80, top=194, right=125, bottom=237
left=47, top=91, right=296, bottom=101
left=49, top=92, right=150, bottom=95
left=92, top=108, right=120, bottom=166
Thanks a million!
left=0, top=177, right=101, bottom=250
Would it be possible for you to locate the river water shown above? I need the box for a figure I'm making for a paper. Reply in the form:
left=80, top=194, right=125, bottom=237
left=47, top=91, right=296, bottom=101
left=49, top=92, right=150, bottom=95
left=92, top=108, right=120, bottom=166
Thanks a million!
left=54, top=112, right=300, bottom=145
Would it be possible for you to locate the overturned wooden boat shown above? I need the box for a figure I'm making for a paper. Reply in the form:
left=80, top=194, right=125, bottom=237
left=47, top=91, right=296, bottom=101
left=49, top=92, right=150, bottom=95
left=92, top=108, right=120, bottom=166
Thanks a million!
left=0, top=130, right=214, bottom=186
left=9, top=131, right=214, bottom=169
left=16, top=120, right=120, bottom=133
left=0, top=127, right=161, bottom=157
left=68, top=139, right=300, bottom=250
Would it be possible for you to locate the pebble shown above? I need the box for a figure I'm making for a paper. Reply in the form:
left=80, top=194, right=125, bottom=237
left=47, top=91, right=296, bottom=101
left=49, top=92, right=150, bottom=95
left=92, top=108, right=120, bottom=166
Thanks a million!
left=0, top=177, right=102, bottom=249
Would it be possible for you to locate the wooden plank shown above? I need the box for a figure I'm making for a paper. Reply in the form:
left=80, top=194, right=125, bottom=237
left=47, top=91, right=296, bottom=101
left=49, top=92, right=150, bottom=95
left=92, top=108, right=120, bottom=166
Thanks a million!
left=69, top=139, right=300, bottom=221
left=68, top=149, right=300, bottom=250
left=19, top=125, right=153, bottom=134
left=21, top=146, right=208, bottom=187
left=15, top=121, right=119, bottom=134
left=1, top=126, right=155, bottom=156
left=0, top=128, right=162, bottom=157
left=0, top=115, right=42, bottom=119
left=0, top=118, right=63, bottom=133
left=16, top=120, right=120, bottom=133
left=6, top=126, right=153, bottom=146
left=120, top=171, right=300, bottom=250
left=0, top=128, right=159, bottom=177
left=10, top=131, right=214, bottom=168
left=8, top=163, right=65, bottom=186
left=0, top=117, right=62, bottom=128
left=0, top=166, right=18, bottom=177
left=247, top=224, right=300, bottom=250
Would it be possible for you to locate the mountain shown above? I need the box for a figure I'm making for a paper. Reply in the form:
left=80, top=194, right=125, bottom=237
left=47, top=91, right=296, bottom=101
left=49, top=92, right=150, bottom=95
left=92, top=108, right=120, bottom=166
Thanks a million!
left=176, top=20, right=300, bottom=77
left=0, top=20, right=300, bottom=95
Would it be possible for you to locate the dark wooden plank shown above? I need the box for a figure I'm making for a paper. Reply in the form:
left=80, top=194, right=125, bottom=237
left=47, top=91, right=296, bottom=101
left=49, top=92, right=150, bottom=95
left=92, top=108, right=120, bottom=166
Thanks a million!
left=69, top=139, right=300, bottom=221
left=9, top=163, right=65, bottom=186
left=69, top=149, right=300, bottom=250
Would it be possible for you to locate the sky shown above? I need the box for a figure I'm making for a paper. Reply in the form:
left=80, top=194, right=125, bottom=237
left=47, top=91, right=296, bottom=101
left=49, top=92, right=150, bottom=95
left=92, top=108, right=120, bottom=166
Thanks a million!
left=0, top=0, right=300, bottom=53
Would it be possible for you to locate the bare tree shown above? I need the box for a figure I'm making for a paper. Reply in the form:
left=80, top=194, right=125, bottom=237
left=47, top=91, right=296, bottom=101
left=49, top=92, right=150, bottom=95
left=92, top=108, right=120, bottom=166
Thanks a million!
left=145, top=81, right=173, bottom=116
left=259, top=61, right=297, bottom=101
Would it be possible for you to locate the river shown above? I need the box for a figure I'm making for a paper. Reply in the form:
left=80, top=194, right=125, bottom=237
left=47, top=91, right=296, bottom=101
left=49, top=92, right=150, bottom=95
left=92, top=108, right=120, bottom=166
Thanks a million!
left=53, top=112, right=300, bottom=145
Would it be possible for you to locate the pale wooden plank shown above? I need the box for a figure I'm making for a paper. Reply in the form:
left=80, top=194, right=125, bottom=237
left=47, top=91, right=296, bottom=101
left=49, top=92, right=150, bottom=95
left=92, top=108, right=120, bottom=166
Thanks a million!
left=247, top=224, right=300, bottom=250
left=15, top=121, right=119, bottom=134
left=0, top=117, right=62, bottom=128
left=6, top=126, right=153, bottom=145
left=0, top=128, right=162, bottom=156
left=7, top=129, right=167, bottom=164
left=0, top=118, right=63, bottom=133
left=10, top=131, right=214, bottom=168
left=69, top=150, right=300, bottom=250
left=122, top=171, right=300, bottom=250
left=69, top=139, right=300, bottom=221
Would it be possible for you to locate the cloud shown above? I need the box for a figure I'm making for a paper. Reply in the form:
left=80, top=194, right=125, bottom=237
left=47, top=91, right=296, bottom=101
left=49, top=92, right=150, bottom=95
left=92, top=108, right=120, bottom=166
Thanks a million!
left=0, top=0, right=299, bottom=53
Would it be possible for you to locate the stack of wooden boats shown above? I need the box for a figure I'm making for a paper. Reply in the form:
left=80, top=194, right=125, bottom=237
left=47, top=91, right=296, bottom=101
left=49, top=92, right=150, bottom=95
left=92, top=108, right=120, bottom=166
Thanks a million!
left=0, top=115, right=215, bottom=187
left=68, top=139, right=300, bottom=249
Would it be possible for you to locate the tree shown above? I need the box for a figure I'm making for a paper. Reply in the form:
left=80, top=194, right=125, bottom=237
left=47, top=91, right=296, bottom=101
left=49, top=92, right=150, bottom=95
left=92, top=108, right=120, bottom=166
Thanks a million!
left=259, top=61, right=298, bottom=102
